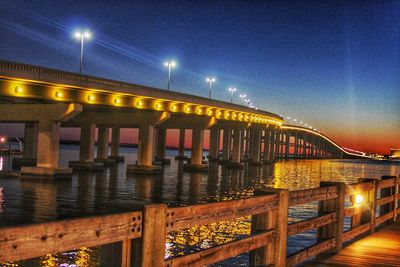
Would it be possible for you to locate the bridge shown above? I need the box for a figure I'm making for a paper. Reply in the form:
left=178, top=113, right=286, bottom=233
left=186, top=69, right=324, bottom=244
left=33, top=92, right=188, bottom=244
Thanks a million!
left=0, top=61, right=370, bottom=179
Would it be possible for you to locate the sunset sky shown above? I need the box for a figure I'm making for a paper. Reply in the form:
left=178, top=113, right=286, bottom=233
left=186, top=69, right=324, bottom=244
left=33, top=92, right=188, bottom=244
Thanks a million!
left=0, top=0, right=399, bottom=154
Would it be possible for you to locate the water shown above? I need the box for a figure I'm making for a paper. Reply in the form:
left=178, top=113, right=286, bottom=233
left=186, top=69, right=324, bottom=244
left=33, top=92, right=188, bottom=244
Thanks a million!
left=0, top=144, right=399, bottom=266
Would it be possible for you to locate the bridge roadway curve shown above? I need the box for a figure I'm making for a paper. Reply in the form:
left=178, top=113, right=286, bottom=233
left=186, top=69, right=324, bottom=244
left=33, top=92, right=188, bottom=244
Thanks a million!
left=0, top=60, right=368, bottom=179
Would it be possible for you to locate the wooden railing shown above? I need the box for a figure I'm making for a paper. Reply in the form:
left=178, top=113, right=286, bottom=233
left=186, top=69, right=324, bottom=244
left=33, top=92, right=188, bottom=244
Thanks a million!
left=0, top=175, right=398, bottom=266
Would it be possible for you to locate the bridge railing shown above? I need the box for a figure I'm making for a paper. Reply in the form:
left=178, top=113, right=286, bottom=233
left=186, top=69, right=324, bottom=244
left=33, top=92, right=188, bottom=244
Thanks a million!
left=0, top=176, right=398, bottom=266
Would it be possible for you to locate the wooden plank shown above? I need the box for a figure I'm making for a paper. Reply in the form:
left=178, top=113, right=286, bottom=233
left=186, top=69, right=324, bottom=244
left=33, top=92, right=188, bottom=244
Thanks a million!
left=376, top=211, right=394, bottom=227
left=274, top=189, right=289, bottom=266
left=289, top=186, right=338, bottom=206
left=344, top=204, right=370, bottom=217
left=121, top=239, right=132, bottom=267
left=345, top=181, right=374, bottom=195
left=377, top=195, right=395, bottom=207
left=286, top=238, right=335, bottom=267
left=288, top=212, right=337, bottom=236
left=343, top=222, right=371, bottom=242
left=165, top=230, right=275, bottom=267
left=377, top=178, right=395, bottom=189
left=166, top=194, right=278, bottom=232
left=0, top=211, right=142, bottom=262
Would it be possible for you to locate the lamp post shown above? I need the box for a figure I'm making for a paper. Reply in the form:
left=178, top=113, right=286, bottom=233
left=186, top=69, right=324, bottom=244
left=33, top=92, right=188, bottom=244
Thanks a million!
left=239, top=94, right=246, bottom=105
left=228, top=87, right=237, bottom=103
left=164, top=61, right=176, bottom=91
left=206, top=77, right=216, bottom=99
left=74, top=30, right=91, bottom=74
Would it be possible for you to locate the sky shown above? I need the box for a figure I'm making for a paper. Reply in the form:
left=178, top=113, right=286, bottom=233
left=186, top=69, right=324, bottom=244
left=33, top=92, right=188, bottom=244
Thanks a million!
left=0, top=0, right=399, bottom=154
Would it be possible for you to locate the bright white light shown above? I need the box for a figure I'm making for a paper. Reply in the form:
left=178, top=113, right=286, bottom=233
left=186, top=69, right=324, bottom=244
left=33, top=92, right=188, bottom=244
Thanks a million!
left=355, top=194, right=364, bottom=205
left=74, top=30, right=91, bottom=39
left=164, top=61, right=176, bottom=68
left=0, top=137, right=5, bottom=143
left=228, top=87, right=237, bottom=92
left=286, top=116, right=291, bottom=120
left=84, top=31, right=91, bottom=39
left=206, top=77, right=216, bottom=82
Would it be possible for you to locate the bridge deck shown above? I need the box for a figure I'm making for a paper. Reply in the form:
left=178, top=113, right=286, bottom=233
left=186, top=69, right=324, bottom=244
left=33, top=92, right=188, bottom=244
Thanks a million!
left=311, top=221, right=400, bottom=266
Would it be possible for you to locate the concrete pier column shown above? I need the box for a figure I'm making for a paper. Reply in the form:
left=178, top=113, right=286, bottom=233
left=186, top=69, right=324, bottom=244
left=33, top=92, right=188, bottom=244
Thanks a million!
left=249, top=129, right=261, bottom=165
left=21, top=120, right=72, bottom=179
left=302, top=134, right=307, bottom=158
left=294, top=132, right=299, bottom=158
left=228, top=129, right=243, bottom=168
left=69, top=124, right=103, bottom=170
left=97, top=127, right=110, bottom=160
left=263, top=128, right=271, bottom=163
left=275, top=129, right=281, bottom=160
left=175, top=128, right=186, bottom=160
left=221, top=129, right=232, bottom=163
left=269, top=129, right=276, bottom=161
left=127, top=123, right=161, bottom=174
left=109, top=127, right=124, bottom=162
left=183, top=128, right=207, bottom=171
left=208, top=128, right=220, bottom=161
left=14, top=122, right=39, bottom=168
left=24, top=122, right=38, bottom=160
left=285, top=131, right=290, bottom=159
left=155, top=128, right=170, bottom=164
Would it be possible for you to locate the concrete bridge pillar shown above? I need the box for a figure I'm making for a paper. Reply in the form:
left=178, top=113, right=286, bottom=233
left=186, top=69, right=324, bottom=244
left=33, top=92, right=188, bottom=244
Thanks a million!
left=24, top=122, right=38, bottom=160
left=208, top=128, right=220, bottom=161
left=275, top=129, right=281, bottom=160
left=294, top=132, right=299, bottom=158
left=285, top=131, right=290, bottom=159
left=250, top=129, right=261, bottom=165
left=155, top=128, right=169, bottom=164
left=109, top=127, right=124, bottom=162
left=175, top=128, right=186, bottom=160
left=269, top=129, right=276, bottom=161
left=69, top=124, right=103, bottom=170
left=184, top=128, right=207, bottom=171
left=21, top=120, right=73, bottom=179
left=263, top=128, right=271, bottom=163
left=96, top=127, right=110, bottom=161
left=303, top=134, right=307, bottom=158
left=228, top=129, right=243, bottom=168
left=221, top=129, right=232, bottom=163
left=127, top=123, right=161, bottom=174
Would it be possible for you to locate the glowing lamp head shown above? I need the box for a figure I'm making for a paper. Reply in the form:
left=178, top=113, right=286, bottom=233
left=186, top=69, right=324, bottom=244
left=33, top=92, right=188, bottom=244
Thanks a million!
left=0, top=137, right=5, bottom=143
left=355, top=194, right=364, bottom=205
left=75, top=30, right=91, bottom=39
left=164, top=61, right=176, bottom=68
left=55, top=91, right=63, bottom=98
left=15, top=86, right=23, bottom=94
left=185, top=107, right=191, bottom=112
left=172, top=105, right=177, bottom=111
left=208, top=110, right=213, bottom=115
left=206, top=77, right=216, bottom=82
left=87, top=95, right=95, bottom=101
left=114, top=98, right=121, bottom=104
left=137, top=101, right=143, bottom=107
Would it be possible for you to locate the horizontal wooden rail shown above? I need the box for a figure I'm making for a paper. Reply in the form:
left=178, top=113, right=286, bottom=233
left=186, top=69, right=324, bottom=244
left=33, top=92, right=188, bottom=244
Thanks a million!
left=165, top=230, right=275, bottom=267
left=378, top=178, right=395, bottom=189
left=343, top=222, right=371, bottom=242
left=0, top=211, right=142, bottom=262
left=376, top=211, right=394, bottom=227
left=286, top=238, right=336, bottom=267
left=377, top=195, right=395, bottom=206
left=289, top=186, right=337, bottom=206
left=287, top=212, right=337, bottom=236
left=166, top=194, right=278, bottom=232
left=344, top=204, right=370, bottom=217
left=345, top=181, right=374, bottom=195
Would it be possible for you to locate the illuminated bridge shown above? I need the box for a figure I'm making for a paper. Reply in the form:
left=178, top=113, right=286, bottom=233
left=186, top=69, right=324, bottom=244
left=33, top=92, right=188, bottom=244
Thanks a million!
left=0, top=61, right=370, bottom=179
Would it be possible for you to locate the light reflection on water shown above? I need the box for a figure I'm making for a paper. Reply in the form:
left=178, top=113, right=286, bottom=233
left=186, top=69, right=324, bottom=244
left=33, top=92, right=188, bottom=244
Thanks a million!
left=0, top=145, right=399, bottom=266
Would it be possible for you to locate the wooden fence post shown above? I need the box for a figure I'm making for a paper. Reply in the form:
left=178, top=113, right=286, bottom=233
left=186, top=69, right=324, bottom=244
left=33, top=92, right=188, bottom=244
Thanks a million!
left=132, top=203, right=167, bottom=267
left=250, top=188, right=288, bottom=267
left=394, top=176, right=398, bottom=222
left=318, top=182, right=345, bottom=253
left=351, top=179, right=373, bottom=229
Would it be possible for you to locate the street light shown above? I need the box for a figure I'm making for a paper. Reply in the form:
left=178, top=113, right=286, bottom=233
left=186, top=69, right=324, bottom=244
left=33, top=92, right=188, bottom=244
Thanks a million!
left=293, top=118, right=297, bottom=125
left=74, top=30, right=91, bottom=74
left=228, top=87, right=237, bottom=103
left=206, top=77, right=216, bottom=99
left=239, top=94, right=247, bottom=105
left=164, top=61, right=176, bottom=91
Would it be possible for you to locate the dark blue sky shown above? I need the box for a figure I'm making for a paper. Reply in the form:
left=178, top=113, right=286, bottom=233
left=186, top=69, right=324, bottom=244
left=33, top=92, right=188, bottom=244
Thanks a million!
left=0, top=0, right=399, bottom=153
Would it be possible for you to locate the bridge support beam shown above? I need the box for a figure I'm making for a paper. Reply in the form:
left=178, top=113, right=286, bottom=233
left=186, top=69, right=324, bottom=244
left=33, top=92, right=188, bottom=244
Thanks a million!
left=127, top=124, right=162, bottom=174
left=21, top=120, right=73, bottom=179
left=184, top=128, right=207, bottom=171
left=263, top=128, right=272, bottom=164
left=228, top=129, right=243, bottom=168
left=221, top=129, right=232, bottom=164
left=96, top=127, right=114, bottom=165
left=285, top=131, right=290, bottom=159
left=175, top=128, right=187, bottom=160
left=249, top=129, right=262, bottom=166
left=109, top=127, right=124, bottom=162
left=208, top=128, right=220, bottom=162
left=69, top=124, right=103, bottom=171
left=154, top=128, right=170, bottom=164
left=13, top=122, right=38, bottom=168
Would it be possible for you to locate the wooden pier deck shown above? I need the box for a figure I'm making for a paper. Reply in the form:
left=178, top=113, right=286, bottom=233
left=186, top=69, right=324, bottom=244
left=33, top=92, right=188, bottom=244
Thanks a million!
left=311, top=221, right=400, bottom=266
